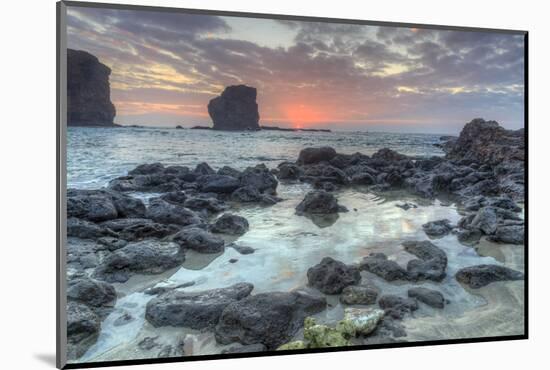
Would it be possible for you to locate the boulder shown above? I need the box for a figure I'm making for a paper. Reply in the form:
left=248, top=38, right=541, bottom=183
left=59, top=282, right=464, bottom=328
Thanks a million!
left=297, top=147, right=337, bottom=165
left=402, top=240, right=447, bottom=282
left=215, top=290, right=326, bottom=349
left=339, top=285, right=378, bottom=305
left=198, top=174, right=241, bottom=194
left=371, top=148, right=408, bottom=162
left=67, top=49, right=116, bottom=126
left=67, top=217, right=116, bottom=239
left=67, top=277, right=117, bottom=308
left=228, top=243, right=256, bottom=255
left=66, top=301, right=101, bottom=360
left=455, top=264, right=524, bottom=288
left=172, top=227, right=225, bottom=253
left=295, top=190, right=347, bottom=215
left=194, top=162, right=216, bottom=176
left=470, top=207, right=499, bottom=234
left=239, top=165, right=278, bottom=194
left=159, top=191, right=187, bottom=205
left=129, top=163, right=165, bottom=175
left=350, top=172, right=376, bottom=185
left=407, top=287, right=445, bottom=309
left=67, top=189, right=146, bottom=222
left=183, top=196, right=227, bottom=215
left=210, top=213, right=250, bottom=235
left=422, top=219, right=453, bottom=237
left=378, top=295, right=419, bottom=320
left=359, top=253, right=409, bottom=281
left=488, top=225, right=524, bottom=244
left=208, top=85, right=260, bottom=130
left=100, top=218, right=179, bottom=241
left=94, top=240, right=185, bottom=283
left=277, top=163, right=303, bottom=180
left=145, top=199, right=203, bottom=226
left=307, top=257, right=361, bottom=294
left=145, top=283, right=254, bottom=329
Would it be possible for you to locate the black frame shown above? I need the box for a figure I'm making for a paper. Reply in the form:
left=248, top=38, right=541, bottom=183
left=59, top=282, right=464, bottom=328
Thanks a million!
left=56, top=1, right=529, bottom=369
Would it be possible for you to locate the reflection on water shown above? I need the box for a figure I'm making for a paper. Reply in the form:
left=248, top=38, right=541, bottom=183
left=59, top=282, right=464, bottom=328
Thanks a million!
left=79, top=182, right=524, bottom=362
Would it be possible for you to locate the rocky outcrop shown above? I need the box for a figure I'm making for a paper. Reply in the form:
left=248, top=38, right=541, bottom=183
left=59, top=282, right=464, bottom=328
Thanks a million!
left=215, top=290, right=326, bottom=349
left=67, top=49, right=116, bottom=126
left=455, top=264, right=524, bottom=288
left=145, top=283, right=254, bottom=329
left=295, top=190, right=348, bottom=215
left=307, top=257, right=361, bottom=294
left=208, top=85, right=260, bottom=130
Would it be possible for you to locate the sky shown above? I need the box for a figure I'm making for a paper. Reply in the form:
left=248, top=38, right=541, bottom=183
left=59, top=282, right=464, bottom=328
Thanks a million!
left=66, top=6, right=525, bottom=134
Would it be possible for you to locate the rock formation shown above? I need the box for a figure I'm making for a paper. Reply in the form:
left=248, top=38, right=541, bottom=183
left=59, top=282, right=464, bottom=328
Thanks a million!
left=207, top=85, right=260, bottom=130
left=67, top=49, right=116, bottom=126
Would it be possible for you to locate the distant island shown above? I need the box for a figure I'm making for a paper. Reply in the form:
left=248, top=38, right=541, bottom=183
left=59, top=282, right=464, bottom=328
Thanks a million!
left=67, top=49, right=116, bottom=127
left=66, top=52, right=330, bottom=132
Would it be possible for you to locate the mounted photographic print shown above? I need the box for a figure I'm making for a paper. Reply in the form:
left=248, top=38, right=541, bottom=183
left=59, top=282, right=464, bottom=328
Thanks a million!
left=56, top=1, right=527, bottom=368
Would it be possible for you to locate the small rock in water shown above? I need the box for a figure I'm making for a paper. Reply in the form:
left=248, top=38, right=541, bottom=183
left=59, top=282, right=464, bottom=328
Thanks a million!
left=455, top=264, right=524, bottom=288
left=396, top=202, right=417, bottom=210
left=113, top=311, right=135, bottom=327
left=228, top=243, right=255, bottom=255
left=138, top=336, right=159, bottom=351
left=339, top=285, right=378, bottom=305
left=359, top=253, right=409, bottom=282
left=307, top=257, right=361, bottom=294
left=407, top=287, right=445, bottom=309
left=422, top=219, right=453, bottom=237
left=378, top=295, right=419, bottom=320
left=295, top=190, right=347, bottom=215
left=210, top=213, right=250, bottom=235
left=229, top=258, right=238, bottom=263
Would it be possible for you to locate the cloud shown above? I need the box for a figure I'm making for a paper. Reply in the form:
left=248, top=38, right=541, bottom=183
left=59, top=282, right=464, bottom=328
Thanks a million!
left=66, top=6, right=524, bottom=133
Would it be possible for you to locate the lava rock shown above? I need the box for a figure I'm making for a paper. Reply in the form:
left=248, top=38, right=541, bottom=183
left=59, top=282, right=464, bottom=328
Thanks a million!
left=422, top=219, right=453, bottom=237
left=100, top=218, right=179, bottom=241
left=215, top=290, right=327, bottom=349
left=295, top=190, right=347, bottom=215
left=402, top=240, right=448, bottom=282
left=172, top=227, right=225, bottom=253
left=455, top=264, right=524, bottom=288
left=210, top=213, right=250, bottom=235
left=307, top=257, right=361, bottom=294
left=208, top=85, right=260, bottom=130
left=359, top=253, right=409, bottom=281
left=67, top=189, right=146, bottom=222
left=378, top=295, right=419, bottom=320
left=407, top=287, right=445, bottom=309
left=145, top=283, right=254, bottom=329
left=297, top=147, right=337, bottom=165
left=66, top=301, right=101, bottom=360
left=340, top=285, right=378, bottom=305
left=145, top=199, right=203, bottom=227
left=67, top=277, right=117, bottom=308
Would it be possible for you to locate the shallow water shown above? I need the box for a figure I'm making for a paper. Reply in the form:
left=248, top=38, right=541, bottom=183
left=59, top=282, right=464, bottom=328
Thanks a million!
left=77, top=183, right=523, bottom=362
left=67, top=128, right=523, bottom=363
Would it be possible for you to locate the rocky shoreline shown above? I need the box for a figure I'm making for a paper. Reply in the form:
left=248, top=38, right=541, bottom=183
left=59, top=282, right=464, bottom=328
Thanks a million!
left=66, top=118, right=525, bottom=361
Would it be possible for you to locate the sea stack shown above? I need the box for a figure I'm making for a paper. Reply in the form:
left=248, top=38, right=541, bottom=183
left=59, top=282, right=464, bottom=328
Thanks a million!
left=67, top=49, right=116, bottom=126
left=207, top=85, right=260, bottom=130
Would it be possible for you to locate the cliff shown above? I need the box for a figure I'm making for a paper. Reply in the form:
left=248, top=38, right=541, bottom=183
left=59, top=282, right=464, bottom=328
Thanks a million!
left=67, top=49, right=116, bottom=126
left=207, top=85, right=260, bottom=130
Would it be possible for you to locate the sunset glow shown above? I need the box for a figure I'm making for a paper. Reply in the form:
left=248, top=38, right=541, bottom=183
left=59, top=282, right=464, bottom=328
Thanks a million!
left=67, top=7, right=525, bottom=133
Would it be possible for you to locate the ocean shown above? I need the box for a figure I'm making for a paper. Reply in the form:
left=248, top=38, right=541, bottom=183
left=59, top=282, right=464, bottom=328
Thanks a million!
left=67, top=127, right=444, bottom=189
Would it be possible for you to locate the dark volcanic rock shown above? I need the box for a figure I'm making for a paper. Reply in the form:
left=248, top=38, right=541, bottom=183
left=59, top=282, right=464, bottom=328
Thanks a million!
left=208, top=85, right=260, bottom=130
left=228, top=243, right=256, bottom=255
left=277, top=162, right=303, bottom=180
left=67, top=217, right=117, bottom=239
left=215, top=290, right=327, bottom=349
left=67, top=301, right=101, bottom=360
left=100, top=218, right=179, bottom=241
left=210, top=213, right=250, bottom=235
left=488, top=225, right=524, bottom=244
left=469, top=206, right=499, bottom=235
left=145, top=199, right=203, bottom=227
left=67, top=189, right=146, bottom=222
left=183, top=196, right=227, bottom=216
left=230, top=186, right=280, bottom=204
left=198, top=174, right=241, bottom=194
left=145, top=283, right=254, bottom=329
left=222, top=343, right=267, bottom=354
left=371, top=148, right=408, bottom=162
left=172, top=227, right=225, bottom=254
left=94, top=240, right=185, bottom=283
left=307, top=257, right=361, bottom=294
left=407, top=287, right=445, bottom=309
left=340, top=285, right=378, bottom=305
left=239, top=164, right=278, bottom=194
left=360, top=253, right=409, bottom=281
left=422, top=219, right=453, bottom=237
left=378, top=295, right=418, bottom=320
left=297, top=147, right=337, bottom=165
left=67, top=277, right=117, bottom=308
left=455, top=264, right=524, bottom=288
left=67, top=49, right=116, bottom=126
left=403, top=241, right=447, bottom=282
left=295, top=190, right=347, bottom=215
left=455, top=228, right=483, bottom=246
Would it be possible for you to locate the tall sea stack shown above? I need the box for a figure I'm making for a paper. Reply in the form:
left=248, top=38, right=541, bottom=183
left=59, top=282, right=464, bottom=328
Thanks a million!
left=67, top=49, right=116, bottom=126
left=207, top=85, right=260, bottom=130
